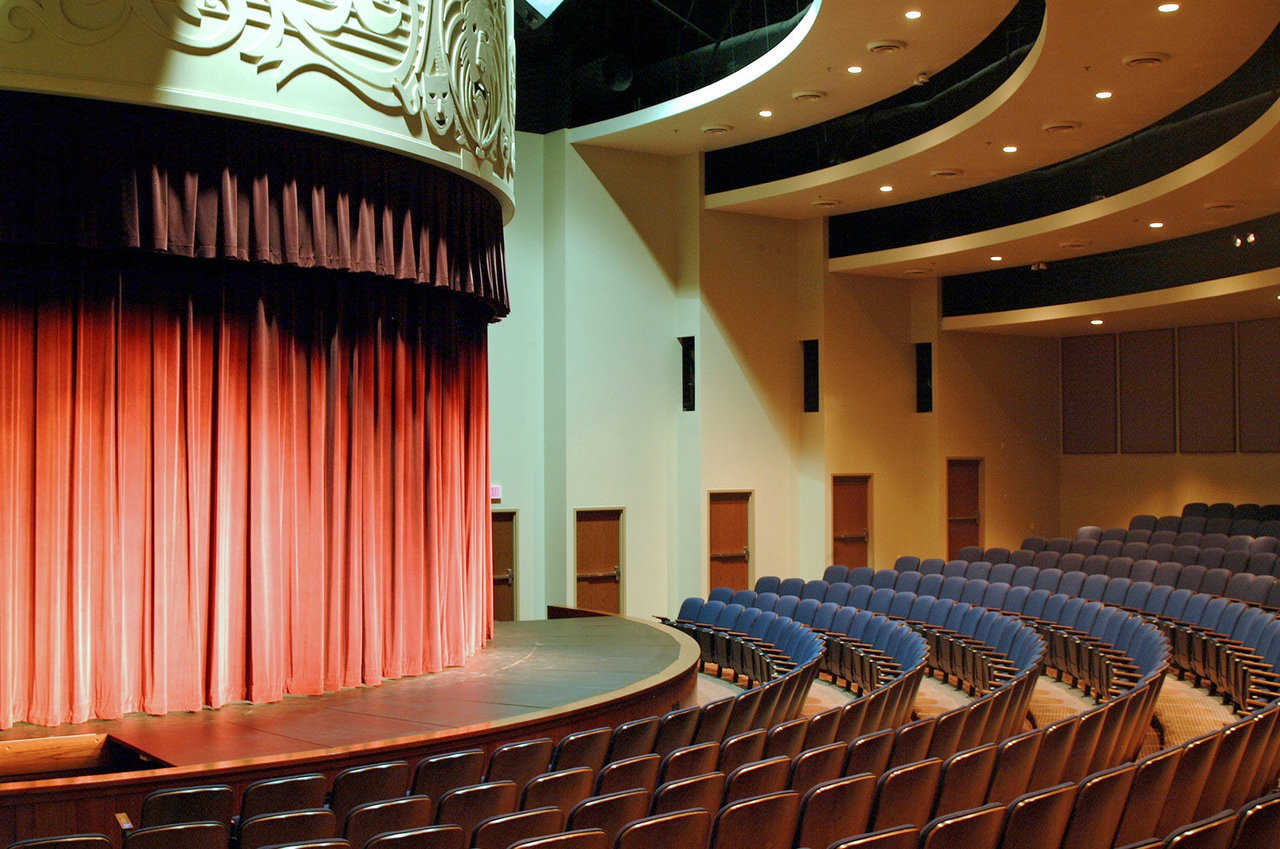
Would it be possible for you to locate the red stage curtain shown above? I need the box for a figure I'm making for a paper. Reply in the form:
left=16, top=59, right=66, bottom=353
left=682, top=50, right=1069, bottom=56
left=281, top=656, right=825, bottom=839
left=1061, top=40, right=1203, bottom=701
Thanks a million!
left=0, top=249, right=492, bottom=728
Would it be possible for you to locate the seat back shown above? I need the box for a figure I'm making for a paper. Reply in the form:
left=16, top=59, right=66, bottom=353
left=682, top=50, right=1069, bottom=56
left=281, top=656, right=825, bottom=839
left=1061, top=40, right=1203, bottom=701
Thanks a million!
left=551, top=729, right=611, bottom=774
left=505, top=829, right=609, bottom=849
left=140, top=785, right=234, bottom=829
left=470, top=806, right=563, bottom=849
left=607, top=716, right=660, bottom=761
left=709, top=790, right=800, bottom=849
left=829, top=825, right=920, bottom=849
left=920, top=802, right=1005, bottom=849
left=434, top=781, right=518, bottom=838
left=934, top=744, right=998, bottom=816
left=615, top=809, right=712, bottom=849
left=1113, top=747, right=1181, bottom=846
left=794, top=774, right=876, bottom=849
left=345, top=796, right=432, bottom=849
left=660, top=741, right=720, bottom=784
left=789, top=741, right=848, bottom=795
left=1060, top=763, right=1137, bottom=849
left=998, top=783, right=1076, bottom=849
left=653, top=707, right=701, bottom=756
left=330, top=762, right=411, bottom=823
left=871, top=758, right=943, bottom=831
left=594, top=754, right=661, bottom=795
left=651, top=771, right=725, bottom=814
left=413, top=751, right=486, bottom=814
left=363, top=825, right=463, bottom=849
left=723, top=755, right=791, bottom=804
left=240, top=773, right=328, bottom=822
left=564, top=789, right=650, bottom=845
left=239, top=809, right=336, bottom=849
left=521, top=768, right=595, bottom=814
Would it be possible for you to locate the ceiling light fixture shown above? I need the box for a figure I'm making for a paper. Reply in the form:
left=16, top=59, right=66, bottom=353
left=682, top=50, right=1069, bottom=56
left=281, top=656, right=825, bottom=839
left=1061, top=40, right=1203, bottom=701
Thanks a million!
left=811, top=198, right=840, bottom=208
left=1149, top=221, right=1164, bottom=228
left=1095, top=90, right=1113, bottom=99
left=701, top=124, right=733, bottom=135
left=758, top=109, right=773, bottom=118
left=879, top=185, right=894, bottom=192
left=905, top=9, right=922, bottom=19
left=867, top=40, right=907, bottom=54
left=990, top=255, right=1004, bottom=262
left=792, top=90, right=825, bottom=102
left=847, top=65, right=863, bottom=74
left=1157, top=2, right=1180, bottom=12
left=1248, top=232, right=1257, bottom=244
left=930, top=168, right=964, bottom=177
left=1091, top=319, right=1104, bottom=325
left=1002, top=145, right=1018, bottom=153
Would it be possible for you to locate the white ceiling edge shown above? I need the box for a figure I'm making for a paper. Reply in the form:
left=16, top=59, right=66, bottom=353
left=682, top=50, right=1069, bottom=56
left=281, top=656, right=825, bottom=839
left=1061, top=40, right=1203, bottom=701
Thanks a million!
left=565, top=0, right=822, bottom=145
left=827, top=94, right=1280, bottom=274
left=704, top=13, right=1047, bottom=212
left=941, top=266, right=1280, bottom=335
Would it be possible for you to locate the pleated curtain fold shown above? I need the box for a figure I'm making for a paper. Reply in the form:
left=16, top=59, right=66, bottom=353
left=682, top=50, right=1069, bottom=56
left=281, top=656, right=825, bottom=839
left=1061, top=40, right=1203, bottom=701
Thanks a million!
left=0, top=251, right=493, bottom=728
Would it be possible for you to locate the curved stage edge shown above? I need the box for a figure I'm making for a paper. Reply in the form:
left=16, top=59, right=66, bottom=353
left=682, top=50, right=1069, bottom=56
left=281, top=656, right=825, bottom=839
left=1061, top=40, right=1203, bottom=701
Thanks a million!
left=0, top=612, right=699, bottom=844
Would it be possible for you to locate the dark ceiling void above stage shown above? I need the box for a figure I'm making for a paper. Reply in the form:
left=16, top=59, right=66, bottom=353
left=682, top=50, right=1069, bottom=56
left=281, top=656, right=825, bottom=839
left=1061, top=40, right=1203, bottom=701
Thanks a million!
left=941, top=211, right=1280, bottom=317
left=829, top=23, right=1280, bottom=259
left=704, top=0, right=1042, bottom=194
left=516, top=0, right=809, bottom=132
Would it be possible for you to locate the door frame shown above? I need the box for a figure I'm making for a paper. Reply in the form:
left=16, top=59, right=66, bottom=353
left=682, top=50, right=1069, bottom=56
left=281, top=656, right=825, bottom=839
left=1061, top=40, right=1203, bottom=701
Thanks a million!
left=945, top=457, right=984, bottom=555
left=707, top=489, right=755, bottom=594
left=830, top=473, right=873, bottom=569
left=492, top=508, right=518, bottom=620
left=571, top=506, right=626, bottom=614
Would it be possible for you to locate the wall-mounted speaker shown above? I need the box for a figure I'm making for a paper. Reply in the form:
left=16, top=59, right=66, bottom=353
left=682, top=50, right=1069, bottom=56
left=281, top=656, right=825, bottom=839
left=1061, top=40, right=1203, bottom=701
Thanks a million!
left=802, top=339, right=819, bottom=412
left=679, top=336, right=695, bottom=411
left=915, top=342, right=933, bottom=413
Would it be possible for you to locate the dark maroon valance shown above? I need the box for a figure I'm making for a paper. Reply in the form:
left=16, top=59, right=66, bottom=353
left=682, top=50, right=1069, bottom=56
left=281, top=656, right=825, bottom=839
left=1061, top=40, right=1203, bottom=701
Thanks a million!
left=0, top=90, right=509, bottom=318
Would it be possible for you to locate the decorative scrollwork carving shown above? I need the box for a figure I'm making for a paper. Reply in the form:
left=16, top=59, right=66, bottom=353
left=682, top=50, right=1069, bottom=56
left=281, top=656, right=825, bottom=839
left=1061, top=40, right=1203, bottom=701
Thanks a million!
left=0, top=0, right=514, bottom=182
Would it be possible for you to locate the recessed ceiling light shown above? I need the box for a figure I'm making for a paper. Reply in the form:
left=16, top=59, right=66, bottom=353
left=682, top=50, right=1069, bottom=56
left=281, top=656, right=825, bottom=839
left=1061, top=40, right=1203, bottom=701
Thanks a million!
left=990, top=255, right=1004, bottom=262
left=1090, top=319, right=1104, bottom=325
left=1095, top=90, right=1113, bottom=99
left=879, top=185, right=894, bottom=192
left=1002, top=145, right=1018, bottom=153
left=1157, top=3, right=1180, bottom=12
left=701, top=124, right=733, bottom=135
left=758, top=109, right=773, bottom=118
left=792, top=90, right=825, bottom=102
left=867, top=40, right=907, bottom=54
left=847, top=65, right=863, bottom=74
left=1149, top=221, right=1164, bottom=229
left=905, top=9, right=922, bottom=19
left=811, top=198, right=841, bottom=208
left=930, top=168, right=964, bottom=177
left=1124, top=52, right=1171, bottom=68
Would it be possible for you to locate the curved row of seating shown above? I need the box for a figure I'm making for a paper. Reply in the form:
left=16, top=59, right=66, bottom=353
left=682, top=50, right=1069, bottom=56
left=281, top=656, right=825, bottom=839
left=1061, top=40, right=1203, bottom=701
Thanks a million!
left=765, top=557, right=1280, bottom=609
left=1073, top=526, right=1279, bottom=550
left=954, top=541, right=1280, bottom=579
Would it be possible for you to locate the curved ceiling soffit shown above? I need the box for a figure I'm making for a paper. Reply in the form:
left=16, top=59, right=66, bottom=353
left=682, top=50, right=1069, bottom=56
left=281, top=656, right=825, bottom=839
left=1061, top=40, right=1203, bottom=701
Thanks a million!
left=708, top=0, right=1280, bottom=220
left=566, top=0, right=1021, bottom=155
left=566, top=0, right=820, bottom=145
left=827, top=92, right=1280, bottom=275
left=704, top=9, right=1046, bottom=211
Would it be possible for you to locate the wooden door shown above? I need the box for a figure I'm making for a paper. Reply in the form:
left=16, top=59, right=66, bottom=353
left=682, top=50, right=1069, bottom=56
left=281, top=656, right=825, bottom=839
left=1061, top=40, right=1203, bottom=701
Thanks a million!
left=575, top=509, right=622, bottom=613
left=832, top=476, right=870, bottom=567
left=947, top=459, right=982, bottom=559
left=709, top=492, right=751, bottom=590
left=492, top=511, right=516, bottom=621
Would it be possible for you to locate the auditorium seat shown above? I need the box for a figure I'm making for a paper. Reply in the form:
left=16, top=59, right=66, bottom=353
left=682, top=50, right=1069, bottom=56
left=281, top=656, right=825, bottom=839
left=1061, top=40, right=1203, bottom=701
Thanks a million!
left=1161, top=809, right=1238, bottom=849
left=607, top=717, right=660, bottom=761
left=660, top=742, right=720, bottom=784
left=239, top=810, right=335, bottom=849
left=724, top=756, right=791, bottom=804
left=122, top=822, right=227, bottom=849
left=593, top=755, right=660, bottom=795
left=505, top=829, right=609, bottom=849
left=344, top=796, right=432, bottom=849
left=986, top=730, right=1041, bottom=805
left=614, top=809, right=711, bottom=849
left=330, top=763, right=411, bottom=823
left=470, top=806, right=563, bottom=849
left=139, top=785, right=234, bottom=829
left=935, top=744, right=998, bottom=815
left=830, top=825, right=921, bottom=849
left=920, top=802, right=1006, bottom=849
left=488, top=740, right=555, bottom=789
left=710, top=790, right=800, bottom=849
left=871, top=758, right=942, bottom=831
left=1060, top=762, right=1137, bottom=849
left=1156, top=733, right=1222, bottom=837
left=650, top=771, right=724, bottom=815
left=240, top=774, right=328, bottom=823
left=1231, top=791, right=1280, bottom=849
left=790, top=742, right=847, bottom=795
left=363, top=826, right=463, bottom=849
left=434, top=781, right=519, bottom=836
left=551, top=731, right=611, bottom=775
left=718, top=731, right=766, bottom=775
left=6, top=837, right=111, bottom=849
left=564, top=789, right=650, bottom=844
left=520, top=769, right=594, bottom=814
left=412, top=751, right=486, bottom=816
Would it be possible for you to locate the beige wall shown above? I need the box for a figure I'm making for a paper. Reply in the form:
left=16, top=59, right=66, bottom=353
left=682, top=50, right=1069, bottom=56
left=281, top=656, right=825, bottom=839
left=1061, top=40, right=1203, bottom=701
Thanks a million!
left=1061, top=454, right=1280, bottom=534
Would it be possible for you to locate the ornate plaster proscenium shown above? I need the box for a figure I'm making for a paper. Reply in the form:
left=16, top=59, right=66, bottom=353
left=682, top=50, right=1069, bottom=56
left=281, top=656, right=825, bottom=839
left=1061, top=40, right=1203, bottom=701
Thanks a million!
left=0, top=0, right=515, bottom=216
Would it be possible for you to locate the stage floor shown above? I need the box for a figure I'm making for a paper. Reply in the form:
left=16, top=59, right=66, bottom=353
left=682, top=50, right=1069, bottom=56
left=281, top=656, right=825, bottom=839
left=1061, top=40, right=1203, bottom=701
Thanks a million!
left=0, top=616, right=693, bottom=769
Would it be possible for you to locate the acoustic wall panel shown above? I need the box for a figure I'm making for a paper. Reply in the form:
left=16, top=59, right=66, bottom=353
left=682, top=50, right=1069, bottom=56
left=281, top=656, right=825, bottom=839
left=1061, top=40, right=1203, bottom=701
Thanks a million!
left=1178, top=323, right=1236, bottom=453
left=1237, top=318, right=1280, bottom=452
left=1119, top=329, right=1176, bottom=453
left=1062, top=334, right=1117, bottom=454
